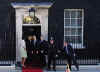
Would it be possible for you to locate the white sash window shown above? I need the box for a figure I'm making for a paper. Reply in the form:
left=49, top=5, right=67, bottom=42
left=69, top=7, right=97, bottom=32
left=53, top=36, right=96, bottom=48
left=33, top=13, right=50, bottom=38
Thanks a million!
left=64, top=9, right=84, bottom=48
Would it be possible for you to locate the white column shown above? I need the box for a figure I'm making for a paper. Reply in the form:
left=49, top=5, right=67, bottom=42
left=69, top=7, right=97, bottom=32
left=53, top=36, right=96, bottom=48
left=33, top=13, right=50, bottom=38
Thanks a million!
left=40, top=8, right=48, bottom=41
left=16, top=8, right=23, bottom=62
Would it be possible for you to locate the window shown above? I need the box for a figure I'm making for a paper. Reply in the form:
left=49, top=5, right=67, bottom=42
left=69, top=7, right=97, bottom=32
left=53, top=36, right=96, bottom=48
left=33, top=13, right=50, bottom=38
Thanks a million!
left=64, top=9, right=84, bottom=48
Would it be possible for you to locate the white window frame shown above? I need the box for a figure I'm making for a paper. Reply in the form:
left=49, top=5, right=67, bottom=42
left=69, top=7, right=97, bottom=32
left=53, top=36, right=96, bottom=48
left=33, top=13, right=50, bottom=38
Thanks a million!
left=64, top=9, right=84, bottom=48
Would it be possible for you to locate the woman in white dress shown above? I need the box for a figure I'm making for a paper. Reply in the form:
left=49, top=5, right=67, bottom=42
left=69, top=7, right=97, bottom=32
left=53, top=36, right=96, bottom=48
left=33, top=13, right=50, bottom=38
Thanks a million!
left=20, top=40, right=27, bottom=67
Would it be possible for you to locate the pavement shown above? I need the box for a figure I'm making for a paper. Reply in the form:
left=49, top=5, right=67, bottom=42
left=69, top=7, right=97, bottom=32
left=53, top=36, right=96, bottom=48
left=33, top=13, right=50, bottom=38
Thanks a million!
left=0, top=66, right=21, bottom=72
left=44, top=65, right=100, bottom=72
left=0, top=65, right=99, bottom=72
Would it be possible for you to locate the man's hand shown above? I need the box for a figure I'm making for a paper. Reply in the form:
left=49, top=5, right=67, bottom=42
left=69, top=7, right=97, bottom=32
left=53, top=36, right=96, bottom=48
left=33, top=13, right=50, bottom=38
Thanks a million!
left=41, top=50, right=44, bottom=53
left=56, top=54, right=58, bottom=58
left=36, top=50, right=39, bottom=54
left=74, top=53, right=76, bottom=56
left=32, top=51, right=33, bottom=54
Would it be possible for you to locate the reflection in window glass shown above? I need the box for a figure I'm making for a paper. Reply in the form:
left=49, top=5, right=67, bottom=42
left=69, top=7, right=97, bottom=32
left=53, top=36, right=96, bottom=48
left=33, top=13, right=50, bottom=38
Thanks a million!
left=65, top=36, right=82, bottom=43
left=71, top=11, right=76, bottom=18
left=65, top=28, right=82, bottom=36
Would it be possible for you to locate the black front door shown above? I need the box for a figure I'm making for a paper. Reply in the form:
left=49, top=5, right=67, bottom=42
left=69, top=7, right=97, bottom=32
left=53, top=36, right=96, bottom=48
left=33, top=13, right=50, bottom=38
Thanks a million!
left=22, top=26, right=41, bottom=40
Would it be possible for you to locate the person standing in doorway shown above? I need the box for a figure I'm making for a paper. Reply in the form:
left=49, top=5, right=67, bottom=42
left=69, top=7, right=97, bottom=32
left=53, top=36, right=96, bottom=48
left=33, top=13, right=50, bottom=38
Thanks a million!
left=63, top=41, right=79, bottom=71
left=26, top=35, right=33, bottom=63
left=32, top=35, right=39, bottom=55
left=31, top=35, right=40, bottom=66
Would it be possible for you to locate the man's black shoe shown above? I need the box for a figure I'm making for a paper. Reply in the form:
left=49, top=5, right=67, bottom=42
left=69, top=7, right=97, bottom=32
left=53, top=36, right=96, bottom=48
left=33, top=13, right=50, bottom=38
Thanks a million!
left=53, top=68, right=56, bottom=71
left=77, top=68, right=79, bottom=71
left=53, top=69, right=56, bottom=71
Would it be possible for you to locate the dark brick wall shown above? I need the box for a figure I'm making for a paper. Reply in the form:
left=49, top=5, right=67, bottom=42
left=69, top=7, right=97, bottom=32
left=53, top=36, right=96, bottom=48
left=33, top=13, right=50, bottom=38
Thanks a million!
left=0, top=0, right=16, bottom=60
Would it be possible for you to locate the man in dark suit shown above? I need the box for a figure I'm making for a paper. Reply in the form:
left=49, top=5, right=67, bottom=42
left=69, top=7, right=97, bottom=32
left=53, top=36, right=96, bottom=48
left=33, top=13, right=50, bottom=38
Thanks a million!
left=47, top=38, right=56, bottom=71
left=31, top=35, right=43, bottom=66
left=26, top=35, right=39, bottom=66
left=64, top=41, right=79, bottom=71
left=38, top=36, right=48, bottom=67
left=31, top=35, right=39, bottom=55
left=26, top=35, right=33, bottom=63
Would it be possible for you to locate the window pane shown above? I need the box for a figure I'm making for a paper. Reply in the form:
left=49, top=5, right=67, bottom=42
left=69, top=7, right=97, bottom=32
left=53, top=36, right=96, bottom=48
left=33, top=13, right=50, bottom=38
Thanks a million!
left=77, top=19, right=82, bottom=26
left=65, top=28, right=82, bottom=35
left=64, top=28, right=71, bottom=35
left=78, top=28, right=82, bottom=35
left=71, top=19, right=76, bottom=26
left=77, top=11, right=82, bottom=18
left=64, top=36, right=82, bottom=43
left=65, top=11, right=70, bottom=18
left=64, top=36, right=73, bottom=43
left=65, top=19, right=70, bottom=26
left=71, top=11, right=76, bottom=18
left=71, top=19, right=82, bottom=26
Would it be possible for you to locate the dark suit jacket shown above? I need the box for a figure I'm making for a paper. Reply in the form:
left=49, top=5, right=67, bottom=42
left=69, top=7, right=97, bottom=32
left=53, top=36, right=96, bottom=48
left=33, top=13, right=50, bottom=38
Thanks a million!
left=48, top=43, right=57, bottom=57
left=26, top=40, right=39, bottom=53
left=38, top=40, right=48, bottom=51
left=32, top=40, right=39, bottom=51
left=26, top=40, right=33, bottom=52
left=64, top=44, right=75, bottom=57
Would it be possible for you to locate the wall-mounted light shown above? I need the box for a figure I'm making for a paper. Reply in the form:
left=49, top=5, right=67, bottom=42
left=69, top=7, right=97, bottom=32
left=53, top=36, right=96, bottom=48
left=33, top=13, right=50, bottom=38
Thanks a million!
left=23, top=8, right=40, bottom=24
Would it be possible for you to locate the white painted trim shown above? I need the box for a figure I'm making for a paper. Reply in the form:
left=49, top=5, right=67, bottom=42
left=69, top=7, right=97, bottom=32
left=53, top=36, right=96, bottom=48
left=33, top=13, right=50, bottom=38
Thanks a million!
left=64, top=26, right=82, bottom=28
left=22, top=24, right=41, bottom=26
left=64, top=35, right=81, bottom=36
left=64, top=9, right=83, bottom=11
left=11, top=2, right=53, bottom=8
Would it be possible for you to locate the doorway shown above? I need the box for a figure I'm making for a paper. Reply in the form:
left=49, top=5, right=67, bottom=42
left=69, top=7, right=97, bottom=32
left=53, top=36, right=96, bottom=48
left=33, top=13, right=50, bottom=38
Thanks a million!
left=22, top=26, right=41, bottom=40
left=11, top=2, right=52, bottom=63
